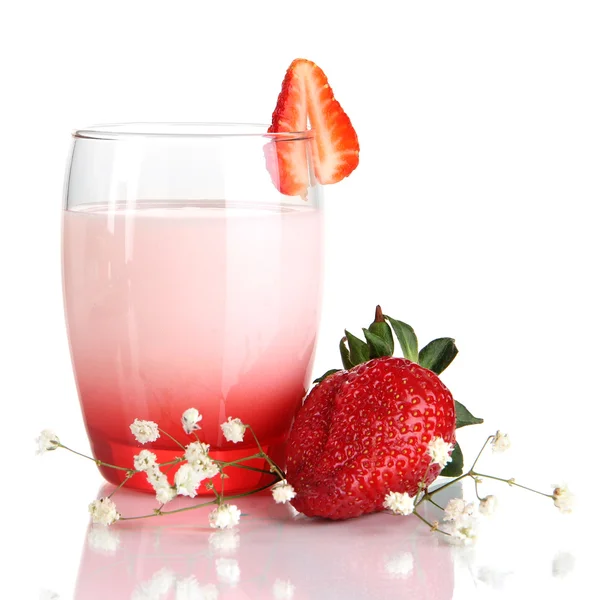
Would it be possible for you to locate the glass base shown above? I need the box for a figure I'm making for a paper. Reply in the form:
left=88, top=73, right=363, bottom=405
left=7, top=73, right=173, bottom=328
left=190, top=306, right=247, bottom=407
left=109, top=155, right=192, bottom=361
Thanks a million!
left=91, top=436, right=286, bottom=495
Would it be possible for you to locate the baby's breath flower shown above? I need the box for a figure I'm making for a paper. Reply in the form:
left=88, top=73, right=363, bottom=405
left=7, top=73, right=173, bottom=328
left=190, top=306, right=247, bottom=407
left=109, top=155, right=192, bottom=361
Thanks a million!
left=146, top=464, right=170, bottom=492
left=220, top=417, right=246, bottom=443
left=185, top=441, right=210, bottom=465
left=129, top=419, right=160, bottom=444
left=36, top=429, right=60, bottom=454
left=87, top=525, right=121, bottom=554
left=446, top=514, right=478, bottom=544
left=491, top=431, right=511, bottom=453
left=272, top=481, right=296, bottom=504
left=133, top=449, right=157, bottom=472
left=273, top=579, right=296, bottom=600
left=479, top=495, right=498, bottom=516
left=209, top=504, right=241, bottom=529
left=552, top=484, right=575, bottom=514
left=196, top=455, right=220, bottom=480
left=383, top=491, right=415, bottom=516
left=89, top=497, right=120, bottom=526
left=215, top=557, right=241, bottom=586
left=443, top=498, right=475, bottom=521
left=182, top=408, right=202, bottom=435
left=427, top=436, right=454, bottom=467
left=174, top=463, right=202, bottom=498
left=155, top=485, right=176, bottom=505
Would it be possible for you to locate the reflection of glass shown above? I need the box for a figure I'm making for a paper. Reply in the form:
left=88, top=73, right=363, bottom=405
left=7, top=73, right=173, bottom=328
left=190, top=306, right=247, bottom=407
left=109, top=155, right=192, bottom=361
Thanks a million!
left=75, top=485, right=455, bottom=599
left=62, top=124, right=323, bottom=494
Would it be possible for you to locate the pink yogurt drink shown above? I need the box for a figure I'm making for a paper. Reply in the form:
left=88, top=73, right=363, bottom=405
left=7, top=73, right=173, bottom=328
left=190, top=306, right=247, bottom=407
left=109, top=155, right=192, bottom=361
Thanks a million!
left=63, top=200, right=323, bottom=493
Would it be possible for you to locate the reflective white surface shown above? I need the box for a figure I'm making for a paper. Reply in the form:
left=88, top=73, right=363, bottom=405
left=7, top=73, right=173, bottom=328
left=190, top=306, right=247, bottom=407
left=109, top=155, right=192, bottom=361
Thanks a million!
left=21, top=463, right=591, bottom=600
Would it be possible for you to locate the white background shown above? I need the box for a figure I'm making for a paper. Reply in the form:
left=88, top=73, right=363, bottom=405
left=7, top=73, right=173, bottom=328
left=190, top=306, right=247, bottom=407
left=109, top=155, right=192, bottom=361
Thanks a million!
left=1, top=1, right=598, bottom=598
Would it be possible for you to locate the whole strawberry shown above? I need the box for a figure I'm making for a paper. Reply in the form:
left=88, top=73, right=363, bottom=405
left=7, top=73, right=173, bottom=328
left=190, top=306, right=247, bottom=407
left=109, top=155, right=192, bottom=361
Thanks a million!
left=286, top=307, right=482, bottom=520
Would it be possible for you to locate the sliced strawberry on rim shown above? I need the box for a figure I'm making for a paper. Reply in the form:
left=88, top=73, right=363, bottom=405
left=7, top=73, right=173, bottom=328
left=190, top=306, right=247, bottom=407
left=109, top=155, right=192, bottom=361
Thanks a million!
left=266, top=58, right=360, bottom=197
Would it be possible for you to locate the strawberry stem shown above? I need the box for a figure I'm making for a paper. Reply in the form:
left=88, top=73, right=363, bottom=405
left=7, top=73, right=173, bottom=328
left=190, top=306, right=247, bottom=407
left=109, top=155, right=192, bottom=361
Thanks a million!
left=374, top=305, right=384, bottom=323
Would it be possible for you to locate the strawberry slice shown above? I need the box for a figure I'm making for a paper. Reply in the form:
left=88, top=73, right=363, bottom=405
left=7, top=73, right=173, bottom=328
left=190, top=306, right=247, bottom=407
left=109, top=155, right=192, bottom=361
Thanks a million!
left=266, top=58, right=360, bottom=197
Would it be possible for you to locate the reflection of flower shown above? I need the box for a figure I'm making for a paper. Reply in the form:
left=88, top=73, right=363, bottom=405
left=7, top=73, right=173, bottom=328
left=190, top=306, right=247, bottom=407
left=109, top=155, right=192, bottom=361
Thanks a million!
left=552, top=485, right=575, bottom=514
left=182, top=408, right=203, bottom=435
left=130, top=419, right=160, bottom=444
left=383, top=492, right=415, bottom=516
left=36, top=430, right=60, bottom=454
left=175, top=576, right=219, bottom=600
left=87, top=525, right=121, bottom=554
left=131, top=567, right=175, bottom=600
left=272, top=481, right=296, bottom=504
left=220, top=418, right=246, bottom=443
left=209, top=529, right=240, bottom=553
left=384, top=552, right=414, bottom=578
left=272, top=578, right=295, bottom=599
left=209, top=504, right=241, bottom=529
left=39, top=590, right=59, bottom=600
left=215, top=557, right=241, bottom=586
left=427, top=437, right=454, bottom=467
left=88, top=497, right=120, bottom=526
left=552, top=551, right=576, bottom=578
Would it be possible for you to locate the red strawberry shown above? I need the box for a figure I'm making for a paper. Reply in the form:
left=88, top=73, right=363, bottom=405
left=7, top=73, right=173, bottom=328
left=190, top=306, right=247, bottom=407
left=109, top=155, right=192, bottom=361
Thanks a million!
left=266, top=58, right=360, bottom=196
left=286, top=356, right=456, bottom=520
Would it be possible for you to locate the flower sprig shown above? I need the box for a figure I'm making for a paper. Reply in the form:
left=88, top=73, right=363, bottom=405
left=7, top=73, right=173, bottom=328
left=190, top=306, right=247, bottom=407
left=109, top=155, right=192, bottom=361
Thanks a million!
left=36, top=420, right=574, bottom=542
left=382, top=431, right=575, bottom=544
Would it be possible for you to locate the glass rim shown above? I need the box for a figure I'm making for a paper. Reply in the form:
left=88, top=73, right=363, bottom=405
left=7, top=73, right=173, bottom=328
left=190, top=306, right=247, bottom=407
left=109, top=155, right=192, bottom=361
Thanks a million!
left=72, top=122, right=314, bottom=141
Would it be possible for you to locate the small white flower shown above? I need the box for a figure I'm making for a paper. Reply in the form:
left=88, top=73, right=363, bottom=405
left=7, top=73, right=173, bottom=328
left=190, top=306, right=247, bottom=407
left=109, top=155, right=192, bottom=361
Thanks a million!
left=384, top=552, right=414, bottom=578
left=446, top=514, right=478, bottom=545
left=479, top=495, right=498, bottom=517
left=36, top=429, right=60, bottom=454
left=156, top=484, right=177, bottom=505
left=383, top=491, right=415, bottom=516
left=185, top=441, right=211, bottom=465
left=87, top=525, right=121, bottom=554
left=88, top=497, right=120, bottom=526
left=175, top=463, right=202, bottom=498
left=209, top=529, right=240, bottom=553
left=552, top=484, right=575, bottom=514
left=220, top=417, right=246, bottom=443
left=129, top=419, right=160, bottom=444
left=215, top=557, right=241, bottom=586
left=182, top=408, right=203, bottom=435
left=443, top=498, right=475, bottom=521
left=133, top=449, right=157, bottom=472
left=491, top=430, right=511, bottom=453
left=146, top=463, right=171, bottom=494
left=272, top=481, right=296, bottom=504
left=273, top=578, right=295, bottom=600
left=132, top=568, right=175, bottom=600
left=209, top=503, right=241, bottom=529
left=196, top=456, right=220, bottom=480
left=427, top=436, right=454, bottom=467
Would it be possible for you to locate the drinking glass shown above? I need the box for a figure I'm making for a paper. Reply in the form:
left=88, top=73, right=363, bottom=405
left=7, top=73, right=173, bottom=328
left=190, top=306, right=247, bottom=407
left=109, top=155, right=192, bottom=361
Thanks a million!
left=62, top=123, right=323, bottom=494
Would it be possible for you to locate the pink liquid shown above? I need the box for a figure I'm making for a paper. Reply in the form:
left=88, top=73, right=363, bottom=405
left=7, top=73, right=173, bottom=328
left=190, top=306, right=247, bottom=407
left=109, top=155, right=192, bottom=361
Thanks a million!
left=63, top=201, right=323, bottom=493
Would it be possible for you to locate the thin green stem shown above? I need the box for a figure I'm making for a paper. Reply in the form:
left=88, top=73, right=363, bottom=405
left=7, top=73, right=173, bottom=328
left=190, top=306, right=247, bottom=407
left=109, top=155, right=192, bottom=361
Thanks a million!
left=246, top=425, right=285, bottom=480
left=472, top=472, right=553, bottom=499
left=120, top=498, right=218, bottom=521
left=425, top=496, right=445, bottom=511
left=412, top=510, right=450, bottom=536
left=469, top=435, right=494, bottom=472
left=108, top=472, right=136, bottom=498
left=159, top=428, right=186, bottom=451
left=58, top=444, right=131, bottom=472
left=215, top=453, right=263, bottom=467
left=420, top=473, right=470, bottom=503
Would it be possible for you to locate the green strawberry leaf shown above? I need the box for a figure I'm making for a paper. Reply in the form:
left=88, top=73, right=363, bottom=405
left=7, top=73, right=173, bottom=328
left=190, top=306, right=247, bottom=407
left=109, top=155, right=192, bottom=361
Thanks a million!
left=345, top=330, right=370, bottom=366
left=418, top=338, right=458, bottom=374
left=368, top=312, right=394, bottom=355
left=385, top=316, right=419, bottom=363
left=339, top=337, right=353, bottom=370
left=440, top=442, right=464, bottom=477
left=313, top=369, right=342, bottom=384
left=455, top=400, right=484, bottom=429
left=363, top=328, right=393, bottom=358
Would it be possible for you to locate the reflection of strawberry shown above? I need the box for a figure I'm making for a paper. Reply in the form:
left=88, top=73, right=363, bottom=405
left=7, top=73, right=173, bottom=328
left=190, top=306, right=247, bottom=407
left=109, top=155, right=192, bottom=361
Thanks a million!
left=286, top=357, right=456, bottom=520
left=266, top=58, right=360, bottom=196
